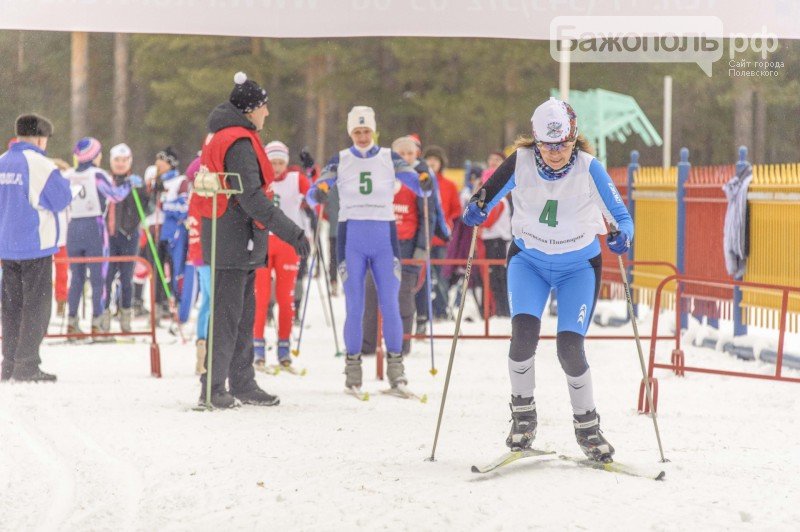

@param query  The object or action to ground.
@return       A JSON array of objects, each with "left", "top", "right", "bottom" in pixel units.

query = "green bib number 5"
[
  {"left": 359, "top": 171, "right": 373, "bottom": 195},
  {"left": 539, "top": 199, "right": 558, "bottom": 228}
]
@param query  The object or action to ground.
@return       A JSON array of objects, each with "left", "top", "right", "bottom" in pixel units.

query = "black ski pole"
[
  {"left": 429, "top": 189, "right": 485, "bottom": 461},
  {"left": 611, "top": 226, "right": 668, "bottom": 463}
]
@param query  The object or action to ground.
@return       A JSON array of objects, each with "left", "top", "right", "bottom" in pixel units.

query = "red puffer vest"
[{"left": 196, "top": 126, "right": 274, "bottom": 229}]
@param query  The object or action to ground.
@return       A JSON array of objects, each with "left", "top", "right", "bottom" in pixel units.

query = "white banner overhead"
[{"left": 0, "top": 0, "right": 798, "bottom": 40}]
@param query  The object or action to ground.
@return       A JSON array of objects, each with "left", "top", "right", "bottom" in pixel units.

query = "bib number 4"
[
  {"left": 359, "top": 171, "right": 373, "bottom": 195},
  {"left": 539, "top": 200, "right": 558, "bottom": 227}
]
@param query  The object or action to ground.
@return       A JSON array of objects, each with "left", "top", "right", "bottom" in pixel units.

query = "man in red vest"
[{"left": 199, "top": 72, "right": 310, "bottom": 409}]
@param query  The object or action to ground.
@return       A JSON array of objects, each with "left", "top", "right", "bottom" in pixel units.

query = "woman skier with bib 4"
[{"left": 463, "top": 98, "right": 633, "bottom": 462}]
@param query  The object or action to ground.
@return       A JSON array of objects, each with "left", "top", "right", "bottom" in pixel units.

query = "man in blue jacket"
[{"left": 0, "top": 114, "right": 72, "bottom": 382}]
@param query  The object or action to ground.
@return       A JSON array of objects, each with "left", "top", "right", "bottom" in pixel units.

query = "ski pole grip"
[{"left": 477, "top": 188, "right": 486, "bottom": 209}]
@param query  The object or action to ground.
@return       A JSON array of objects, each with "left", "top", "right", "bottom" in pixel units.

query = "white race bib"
[
  {"left": 511, "top": 150, "right": 606, "bottom": 254},
  {"left": 337, "top": 147, "right": 396, "bottom": 222}
]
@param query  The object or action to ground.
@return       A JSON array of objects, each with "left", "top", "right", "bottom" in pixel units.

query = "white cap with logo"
[
  {"left": 531, "top": 97, "right": 578, "bottom": 143},
  {"left": 347, "top": 106, "right": 376, "bottom": 135},
  {"left": 110, "top": 143, "right": 132, "bottom": 160}
]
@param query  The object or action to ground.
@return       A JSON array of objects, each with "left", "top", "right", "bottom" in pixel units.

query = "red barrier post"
[{"left": 50, "top": 255, "right": 161, "bottom": 378}]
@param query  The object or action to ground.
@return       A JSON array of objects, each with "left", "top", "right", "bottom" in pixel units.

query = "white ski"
[
  {"left": 345, "top": 386, "right": 370, "bottom": 401},
  {"left": 471, "top": 449, "right": 557, "bottom": 474},
  {"left": 380, "top": 384, "right": 427, "bottom": 403}
]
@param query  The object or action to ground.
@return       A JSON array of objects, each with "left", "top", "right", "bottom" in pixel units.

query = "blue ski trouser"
[
  {"left": 178, "top": 263, "right": 197, "bottom": 323},
  {"left": 161, "top": 225, "right": 187, "bottom": 297},
  {"left": 67, "top": 217, "right": 108, "bottom": 318},
  {"left": 195, "top": 265, "right": 211, "bottom": 340},
  {"left": 338, "top": 220, "right": 403, "bottom": 355},
  {"left": 506, "top": 243, "right": 602, "bottom": 335},
  {"left": 105, "top": 231, "right": 139, "bottom": 310}
]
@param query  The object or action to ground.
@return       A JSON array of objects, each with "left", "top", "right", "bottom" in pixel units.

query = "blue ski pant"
[
  {"left": 338, "top": 220, "right": 403, "bottom": 355},
  {"left": 67, "top": 217, "right": 108, "bottom": 318},
  {"left": 507, "top": 244, "right": 602, "bottom": 335},
  {"left": 195, "top": 265, "right": 211, "bottom": 340}
]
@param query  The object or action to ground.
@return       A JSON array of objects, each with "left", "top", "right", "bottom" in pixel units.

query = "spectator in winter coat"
[
  {"left": 415, "top": 144, "right": 459, "bottom": 328},
  {"left": 102, "top": 143, "right": 145, "bottom": 333},
  {"left": 197, "top": 72, "right": 309, "bottom": 409},
  {"left": 480, "top": 152, "right": 512, "bottom": 317},
  {"left": 0, "top": 114, "right": 72, "bottom": 382}
]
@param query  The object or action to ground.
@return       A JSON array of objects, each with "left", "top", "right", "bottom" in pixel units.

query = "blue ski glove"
[
  {"left": 607, "top": 230, "right": 631, "bottom": 255},
  {"left": 128, "top": 174, "right": 143, "bottom": 188},
  {"left": 462, "top": 197, "right": 487, "bottom": 227}
]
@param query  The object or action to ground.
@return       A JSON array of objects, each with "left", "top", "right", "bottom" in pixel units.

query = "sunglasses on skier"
[{"left": 535, "top": 140, "right": 575, "bottom": 153}]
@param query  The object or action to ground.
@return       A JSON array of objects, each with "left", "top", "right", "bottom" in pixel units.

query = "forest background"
[{"left": 1, "top": 32, "right": 797, "bottom": 173}]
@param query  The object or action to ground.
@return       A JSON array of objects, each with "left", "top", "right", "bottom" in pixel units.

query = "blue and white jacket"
[
  {"left": 159, "top": 169, "right": 189, "bottom": 243},
  {"left": 0, "top": 141, "right": 73, "bottom": 260}
]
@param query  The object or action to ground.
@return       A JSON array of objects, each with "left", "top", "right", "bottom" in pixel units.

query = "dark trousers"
[
  {"left": 1, "top": 257, "right": 52, "bottom": 379},
  {"left": 105, "top": 232, "right": 139, "bottom": 310},
  {"left": 415, "top": 245, "right": 448, "bottom": 321},
  {"left": 484, "top": 238, "right": 511, "bottom": 317},
  {"left": 140, "top": 228, "right": 170, "bottom": 305},
  {"left": 200, "top": 268, "right": 258, "bottom": 394},
  {"left": 328, "top": 236, "right": 338, "bottom": 284},
  {"left": 67, "top": 217, "right": 106, "bottom": 318}
]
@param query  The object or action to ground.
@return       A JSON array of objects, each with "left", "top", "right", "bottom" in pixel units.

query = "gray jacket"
[
  {"left": 722, "top": 162, "right": 752, "bottom": 278},
  {"left": 201, "top": 102, "right": 304, "bottom": 270}
]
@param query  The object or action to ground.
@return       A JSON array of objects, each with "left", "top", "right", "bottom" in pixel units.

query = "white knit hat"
[
  {"left": 110, "top": 143, "right": 132, "bottom": 160},
  {"left": 531, "top": 97, "right": 578, "bottom": 143},
  {"left": 347, "top": 106, "right": 376, "bottom": 135},
  {"left": 265, "top": 140, "right": 289, "bottom": 162}
]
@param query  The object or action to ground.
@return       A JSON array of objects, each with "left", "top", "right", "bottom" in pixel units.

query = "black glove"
[
  {"left": 299, "top": 148, "right": 315, "bottom": 170},
  {"left": 293, "top": 232, "right": 311, "bottom": 259},
  {"left": 312, "top": 182, "right": 330, "bottom": 204},
  {"left": 419, "top": 171, "right": 434, "bottom": 193}
]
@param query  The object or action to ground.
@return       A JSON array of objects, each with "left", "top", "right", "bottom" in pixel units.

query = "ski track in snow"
[{"left": 2, "top": 296, "right": 800, "bottom": 531}]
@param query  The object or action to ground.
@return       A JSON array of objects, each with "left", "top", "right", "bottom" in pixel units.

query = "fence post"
[
  {"left": 628, "top": 150, "right": 639, "bottom": 317},
  {"left": 676, "top": 147, "right": 690, "bottom": 330},
  {"left": 732, "top": 146, "right": 749, "bottom": 338}
]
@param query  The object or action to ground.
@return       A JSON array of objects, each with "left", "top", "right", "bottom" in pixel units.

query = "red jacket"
[
  {"left": 393, "top": 184, "right": 419, "bottom": 241},
  {"left": 186, "top": 193, "right": 204, "bottom": 266},
  {"left": 433, "top": 173, "right": 460, "bottom": 247}
]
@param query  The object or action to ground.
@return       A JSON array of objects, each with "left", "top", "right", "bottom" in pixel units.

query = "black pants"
[
  {"left": 1, "top": 256, "right": 52, "bottom": 379},
  {"left": 484, "top": 238, "right": 510, "bottom": 317},
  {"left": 200, "top": 268, "right": 258, "bottom": 394},
  {"left": 361, "top": 267, "right": 420, "bottom": 355},
  {"left": 140, "top": 229, "right": 170, "bottom": 305},
  {"left": 105, "top": 232, "right": 140, "bottom": 310},
  {"left": 329, "top": 236, "right": 338, "bottom": 285}
]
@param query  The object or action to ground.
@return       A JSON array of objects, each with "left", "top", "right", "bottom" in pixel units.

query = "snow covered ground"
[{"left": 2, "top": 293, "right": 800, "bottom": 531}]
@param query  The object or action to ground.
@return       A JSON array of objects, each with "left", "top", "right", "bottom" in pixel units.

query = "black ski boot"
[
  {"left": 233, "top": 385, "right": 280, "bottom": 406},
  {"left": 198, "top": 388, "right": 240, "bottom": 409},
  {"left": 574, "top": 410, "right": 615, "bottom": 462},
  {"left": 11, "top": 369, "right": 58, "bottom": 382},
  {"left": 506, "top": 395, "right": 537, "bottom": 450}
]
